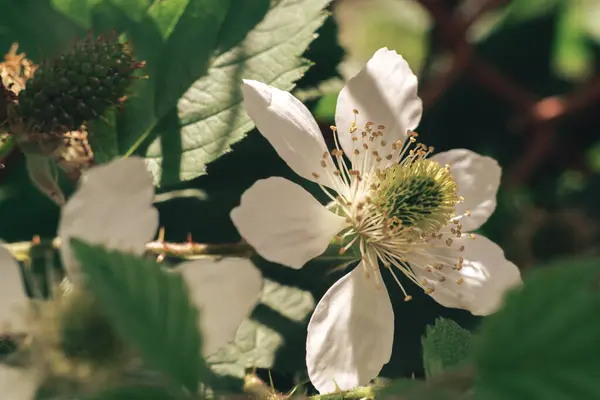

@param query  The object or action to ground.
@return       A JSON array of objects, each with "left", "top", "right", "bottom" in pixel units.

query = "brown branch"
[
  {"left": 458, "top": 0, "right": 511, "bottom": 28},
  {"left": 505, "top": 124, "right": 556, "bottom": 187},
  {"left": 421, "top": 48, "right": 469, "bottom": 108},
  {"left": 468, "top": 58, "right": 536, "bottom": 110}
]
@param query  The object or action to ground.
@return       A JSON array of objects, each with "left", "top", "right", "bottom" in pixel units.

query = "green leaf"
[
  {"left": 143, "top": 0, "right": 331, "bottom": 185},
  {"left": 502, "top": 0, "right": 564, "bottom": 23},
  {"left": 207, "top": 279, "right": 314, "bottom": 383},
  {"left": 379, "top": 378, "right": 471, "bottom": 400},
  {"left": 475, "top": 258, "right": 600, "bottom": 399},
  {"left": 422, "top": 318, "right": 473, "bottom": 379},
  {"left": 336, "top": 0, "right": 430, "bottom": 76},
  {"left": 79, "top": 386, "right": 177, "bottom": 400},
  {"left": 552, "top": 0, "right": 592, "bottom": 81},
  {"left": 50, "top": 0, "right": 103, "bottom": 28},
  {"left": 1, "top": 0, "right": 329, "bottom": 186},
  {"left": 70, "top": 239, "right": 205, "bottom": 394},
  {"left": 89, "top": 110, "right": 119, "bottom": 163}
]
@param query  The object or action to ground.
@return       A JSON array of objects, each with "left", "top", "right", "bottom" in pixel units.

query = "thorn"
[
  {"left": 268, "top": 369, "right": 275, "bottom": 391},
  {"left": 333, "top": 379, "right": 342, "bottom": 393},
  {"left": 186, "top": 232, "right": 193, "bottom": 243}
]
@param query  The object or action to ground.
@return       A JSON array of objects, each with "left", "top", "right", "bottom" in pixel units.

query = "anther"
[
  {"left": 404, "top": 295, "right": 412, "bottom": 302},
  {"left": 456, "top": 278, "right": 464, "bottom": 285},
  {"left": 381, "top": 140, "right": 387, "bottom": 146},
  {"left": 378, "top": 125, "right": 385, "bottom": 130},
  {"left": 311, "top": 172, "right": 319, "bottom": 179}
]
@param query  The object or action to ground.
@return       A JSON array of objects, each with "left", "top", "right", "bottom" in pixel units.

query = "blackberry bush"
[{"left": 17, "top": 35, "right": 144, "bottom": 134}]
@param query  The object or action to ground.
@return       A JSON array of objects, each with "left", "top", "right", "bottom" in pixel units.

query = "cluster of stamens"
[{"left": 312, "top": 109, "right": 473, "bottom": 300}]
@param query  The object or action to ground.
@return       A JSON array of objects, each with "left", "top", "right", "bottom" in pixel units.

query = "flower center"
[
  {"left": 312, "top": 109, "right": 470, "bottom": 298},
  {"left": 26, "top": 283, "right": 129, "bottom": 383},
  {"left": 372, "top": 159, "right": 459, "bottom": 234}
]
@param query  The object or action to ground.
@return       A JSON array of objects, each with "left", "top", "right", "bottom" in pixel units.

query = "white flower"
[
  {"left": 231, "top": 48, "right": 522, "bottom": 393},
  {"left": 0, "top": 157, "right": 262, "bottom": 397}
]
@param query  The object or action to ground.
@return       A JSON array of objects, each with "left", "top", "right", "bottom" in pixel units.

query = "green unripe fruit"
[{"left": 18, "top": 35, "right": 144, "bottom": 133}]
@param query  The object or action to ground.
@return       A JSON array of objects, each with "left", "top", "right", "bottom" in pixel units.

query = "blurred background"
[{"left": 2, "top": 0, "right": 600, "bottom": 392}]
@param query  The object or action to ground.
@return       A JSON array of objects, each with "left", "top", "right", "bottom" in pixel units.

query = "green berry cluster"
[{"left": 17, "top": 36, "right": 143, "bottom": 133}]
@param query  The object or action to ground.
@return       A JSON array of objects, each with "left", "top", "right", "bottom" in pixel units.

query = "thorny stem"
[
  {"left": 3, "top": 233, "right": 255, "bottom": 263},
  {"left": 244, "top": 373, "right": 377, "bottom": 400}
]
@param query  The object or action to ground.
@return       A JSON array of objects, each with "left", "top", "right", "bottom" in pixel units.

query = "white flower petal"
[
  {"left": 0, "top": 365, "right": 40, "bottom": 400},
  {"left": 178, "top": 258, "right": 262, "bottom": 356},
  {"left": 306, "top": 265, "right": 394, "bottom": 393},
  {"left": 242, "top": 80, "right": 346, "bottom": 195},
  {"left": 431, "top": 149, "right": 501, "bottom": 232},
  {"left": 335, "top": 48, "right": 422, "bottom": 170},
  {"left": 58, "top": 157, "right": 159, "bottom": 282},
  {"left": 0, "top": 244, "right": 29, "bottom": 334},
  {"left": 417, "top": 234, "right": 522, "bottom": 316},
  {"left": 231, "top": 177, "right": 348, "bottom": 269}
]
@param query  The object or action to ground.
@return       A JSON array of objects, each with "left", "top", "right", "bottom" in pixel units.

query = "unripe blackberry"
[{"left": 17, "top": 36, "right": 144, "bottom": 133}]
